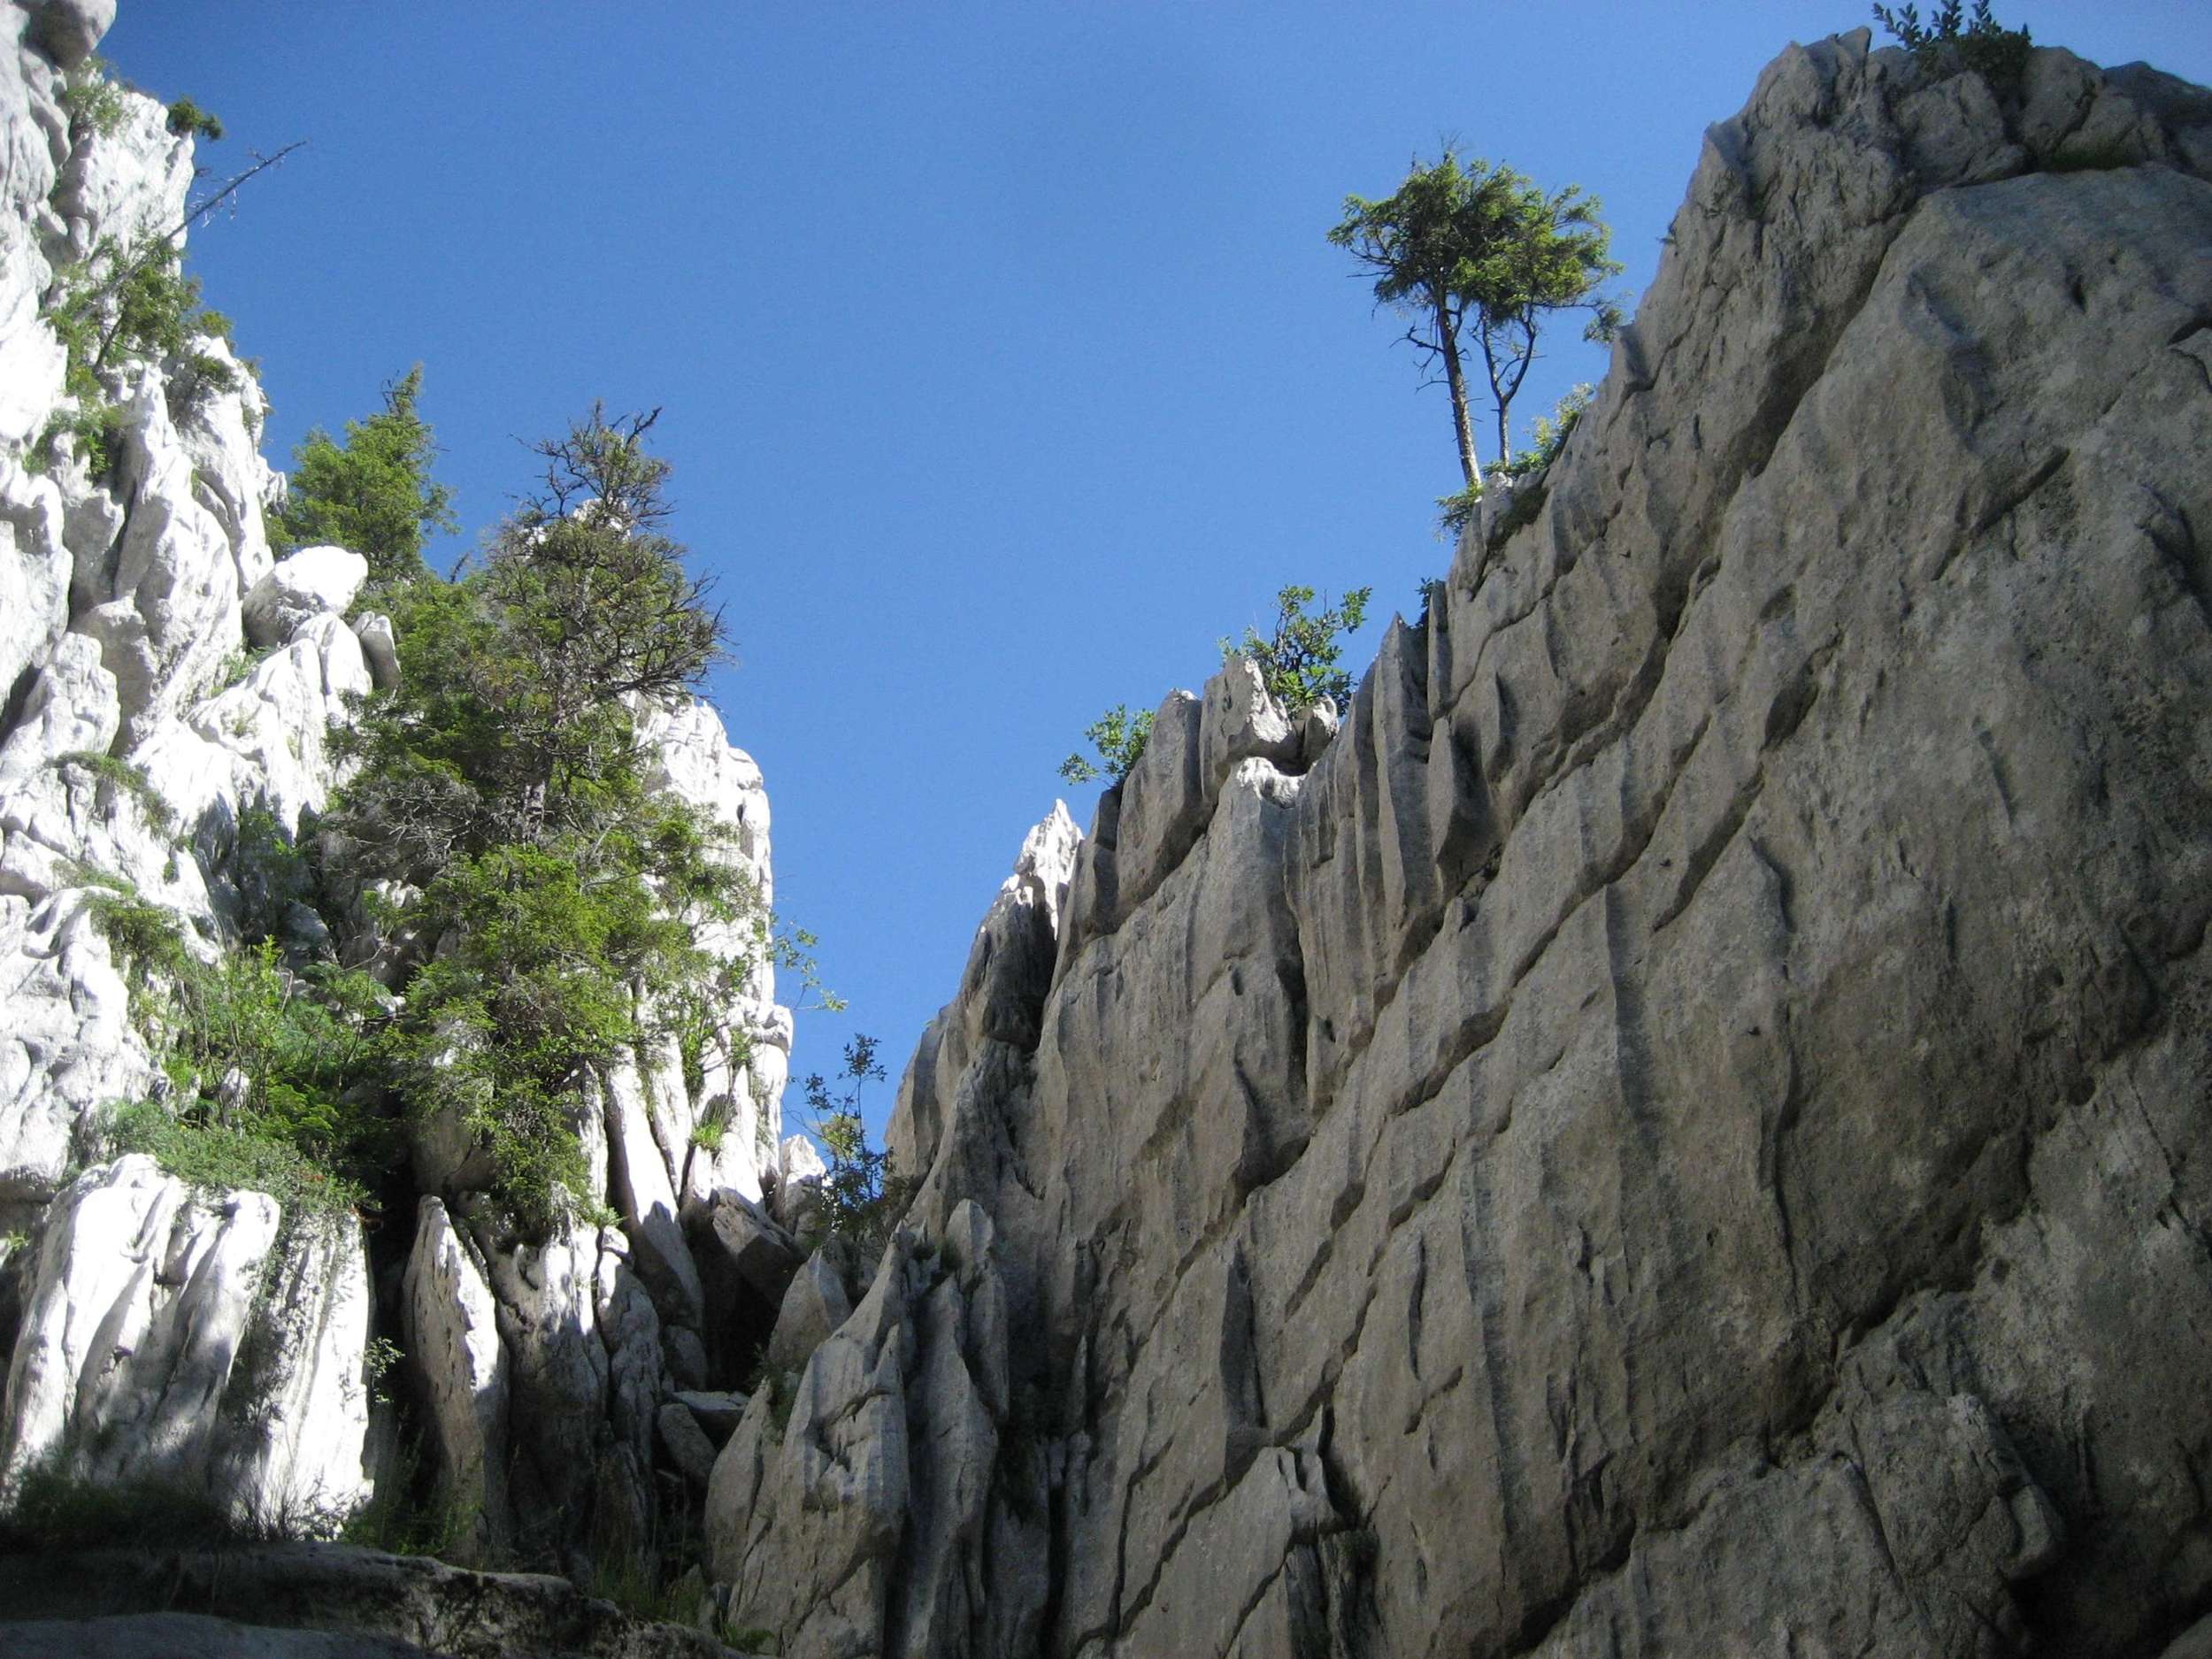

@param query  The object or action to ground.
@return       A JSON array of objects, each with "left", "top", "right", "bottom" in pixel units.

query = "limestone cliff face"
[
  {"left": 708, "top": 31, "right": 2212, "bottom": 1659},
  {"left": 0, "top": 0, "right": 796, "bottom": 1609}
]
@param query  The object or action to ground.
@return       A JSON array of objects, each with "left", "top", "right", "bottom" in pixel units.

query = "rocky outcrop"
[
  {"left": 0, "top": 1156, "right": 372, "bottom": 1526},
  {"left": 704, "top": 1200, "right": 1045, "bottom": 1659},
  {"left": 710, "top": 30, "right": 2212, "bottom": 1659},
  {"left": 0, "top": 4, "right": 795, "bottom": 1648}
]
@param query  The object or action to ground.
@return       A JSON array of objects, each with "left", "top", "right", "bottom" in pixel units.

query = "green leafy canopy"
[
  {"left": 276, "top": 365, "right": 457, "bottom": 586},
  {"left": 1331, "top": 147, "right": 1620, "bottom": 526},
  {"left": 1223, "top": 584, "right": 1371, "bottom": 713}
]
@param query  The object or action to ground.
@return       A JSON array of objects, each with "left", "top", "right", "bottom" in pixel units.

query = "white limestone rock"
[
  {"left": 598, "top": 1057, "right": 703, "bottom": 1332},
  {"left": 764, "top": 1249, "right": 852, "bottom": 1374},
  {"left": 803, "top": 35, "right": 2212, "bottom": 1659},
  {"left": 0, "top": 630, "right": 117, "bottom": 787},
  {"left": 0, "top": 891, "right": 151, "bottom": 1199},
  {"left": 352, "top": 611, "right": 399, "bottom": 690},
  {"left": 241, "top": 546, "right": 367, "bottom": 649},
  {"left": 0, "top": 1156, "right": 372, "bottom": 1526},
  {"left": 704, "top": 1186, "right": 803, "bottom": 1305},
  {"left": 401, "top": 1197, "right": 510, "bottom": 1564},
  {"left": 704, "top": 1204, "right": 1044, "bottom": 1659}
]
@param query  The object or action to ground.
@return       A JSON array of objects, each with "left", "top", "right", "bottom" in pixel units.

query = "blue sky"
[{"left": 102, "top": 2, "right": 2211, "bottom": 1143}]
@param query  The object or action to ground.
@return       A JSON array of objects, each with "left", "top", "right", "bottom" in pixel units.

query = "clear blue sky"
[{"left": 102, "top": 2, "right": 2210, "bottom": 1143}]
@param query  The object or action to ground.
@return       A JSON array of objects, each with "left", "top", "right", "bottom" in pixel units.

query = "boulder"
[
  {"left": 27, "top": 1, "right": 117, "bottom": 70},
  {"left": 703, "top": 1187, "right": 803, "bottom": 1304},
  {"left": 241, "top": 547, "right": 367, "bottom": 649}
]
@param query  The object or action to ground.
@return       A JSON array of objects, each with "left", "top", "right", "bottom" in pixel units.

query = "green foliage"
[
  {"left": 57, "top": 57, "right": 132, "bottom": 139},
  {"left": 88, "top": 844, "right": 389, "bottom": 1217},
  {"left": 1332, "top": 148, "right": 1621, "bottom": 488},
  {"left": 50, "top": 749, "right": 175, "bottom": 833},
  {"left": 165, "top": 96, "right": 224, "bottom": 141},
  {"left": 1492, "top": 382, "right": 1593, "bottom": 484},
  {"left": 106, "top": 1097, "right": 367, "bottom": 1217},
  {"left": 274, "top": 366, "right": 457, "bottom": 585},
  {"left": 324, "top": 407, "right": 771, "bottom": 1237},
  {"left": 1435, "top": 482, "right": 1485, "bottom": 539},
  {"left": 85, "top": 888, "right": 195, "bottom": 1009},
  {"left": 339, "top": 1435, "right": 478, "bottom": 1558},
  {"left": 1058, "top": 703, "right": 1154, "bottom": 786},
  {"left": 803, "top": 1035, "right": 911, "bottom": 1255},
  {"left": 37, "top": 229, "right": 239, "bottom": 473},
  {"left": 29, "top": 401, "right": 127, "bottom": 481},
  {"left": 1224, "top": 585, "right": 1372, "bottom": 712},
  {"left": 384, "top": 842, "right": 707, "bottom": 1236},
  {"left": 0, "top": 1460, "right": 273, "bottom": 1554},
  {"left": 1873, "top": 2, "right": 2032, "bottom": 90}
]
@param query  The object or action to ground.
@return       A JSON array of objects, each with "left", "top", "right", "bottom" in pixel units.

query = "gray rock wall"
[{"left": 714, "top": 31, "right": 2212, "bottom": 1659}]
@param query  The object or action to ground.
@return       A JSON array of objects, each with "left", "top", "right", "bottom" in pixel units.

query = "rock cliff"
[
  {"left": 4, "top": 3, "right": 2212, "bottom": 1656},
  {"left": 705, "top": 27, "right": 2212, "bottom": 1659},
  {"left": 0, "top": 2, "right": 799, "bottom": 1648}
]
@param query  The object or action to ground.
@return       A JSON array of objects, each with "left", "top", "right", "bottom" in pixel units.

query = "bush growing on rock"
[
  {"left": 1059, "top": 703, "right": 1154, "bottom": 785},
  {"left": 1223, "top": 583, "right": 1372, "bottom": 713},
  {"left": 1872, "top": 0, "right": 2033, "bottom": 91},
  {"left": 165, "top": 95, "right": 223, "bottom": 141},
  {"left": 55, "top": 55, "right": 130, "bottom": 139},
  {"left": 803, "top": 1034, "right": 912, "bottom": 1254},
  {"left": 325, "top": 406, "right": 773, "bottom": 1237},
  {"left": 275, "top": 365, "right": 457, "bottom": 586}
]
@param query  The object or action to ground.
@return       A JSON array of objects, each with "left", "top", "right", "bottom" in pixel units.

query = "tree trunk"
[{"left": 1434, "top": 295, "right": 1480, "bottom": 487}]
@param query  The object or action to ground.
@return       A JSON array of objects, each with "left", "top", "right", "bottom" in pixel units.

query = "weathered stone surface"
[
  {"left": 673, "top": 1388, "right": 749, "bottom": 1443},
  {"left": 241, "top": 547, "right": 367, "bottom": 649},
  {"left": 705, "top": 1202, "right": 1045, "bottom": 1659},
  {"left": 0, "top": 1157, "right": 372, "bottom": 1525},
  {"left": 0, "top": 1611, "right": 429, "bottom": 1657},
  {"left": 400, "top": 1198, "right": 510, "bottom": 1563},
  {"left": 27, "top": 1, "right": 117, "bottom": 72},
  {"left": 704, "top": 1186, "right": 803, "bottom": 1304},
  {"left": 889, "top": 802, "right": 1080, "bottom": 1194},
  {"left": 727, "top": 34, "right": 2212, "bottom": 1659},
  {"left": 764, "top": 1250, "right": 851, "bottom": 1375},
  {"left": 657, "top": 1400, "right": 718, "bottom": 1490},
  {"left": 350, "top": 612, "right": 398, "bottom": 691}
]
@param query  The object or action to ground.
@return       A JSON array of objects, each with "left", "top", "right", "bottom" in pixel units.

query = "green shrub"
[
  {"left": 1491, "top": 383, "right": 1592, "bottom": 485},
  {"left": 1058, "top": 703, "right": 1153, "bottom": 786},
  {"left": 84, "top": 887, "right": 195, "bottom": 1009},
  {"left": 1222, "top": 583, "right": 1371, "bottom": 712},
  {"left": 274, "top": 366, "right": 457, "bottom": 586},
  {"left": 1435, "top": 482, "right": 1484, "bottom": 539},
  {"left": 338, "top": 1435, "right": 478, "bottom": 1559},
  {"left": 38, "top": 231, "right": 241, "bottom": 472},
  {"left": 165, "top": 96, "right": 223, "bottom": 141},
  {"left": 56, "top": 57, "right": 131, "bottom": 140},
  {"left": 0, "top": 1460, "right": 265, "bottom": 1554},
  {"left": 321, "top": 406, "right": 777, "bottom": 1237},
  {"left": 802, "top": 1035, "right": 913, "bottom": 1256},
  {"left": 29, "top": 402, "right": 127, "bottom": 481},
  {"left": 86, "top": 870, "right": 391, "bottom": 1217},
  {"left": 1873, "top": 1, "right": 2032, "bottom": 93},
  {"left": 105, "top": 1096, "right": 367, "bottom": 1217},
  {"left": 51, "top": 749, "right": 175, "bottom": 833}
]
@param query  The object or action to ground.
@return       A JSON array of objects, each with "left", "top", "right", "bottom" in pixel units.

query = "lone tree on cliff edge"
[{"left": 1331, "top": 149, "right": 1622, "bottom": 521}]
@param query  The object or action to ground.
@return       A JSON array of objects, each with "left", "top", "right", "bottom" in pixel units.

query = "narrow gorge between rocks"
[{"left": 0, "top": 2, "right": 2209, "bottom": 1655}]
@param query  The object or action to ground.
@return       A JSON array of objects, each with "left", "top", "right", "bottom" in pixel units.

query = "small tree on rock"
[
  {"left": 1331, "top": 150, "right": 1621, "bottom": 526},
  {"left": 277, "top": 365, "right": 457, "bottom": 585},
  {"left": 1223, "top": 584, "right": 1371, "bottom": 712}
]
